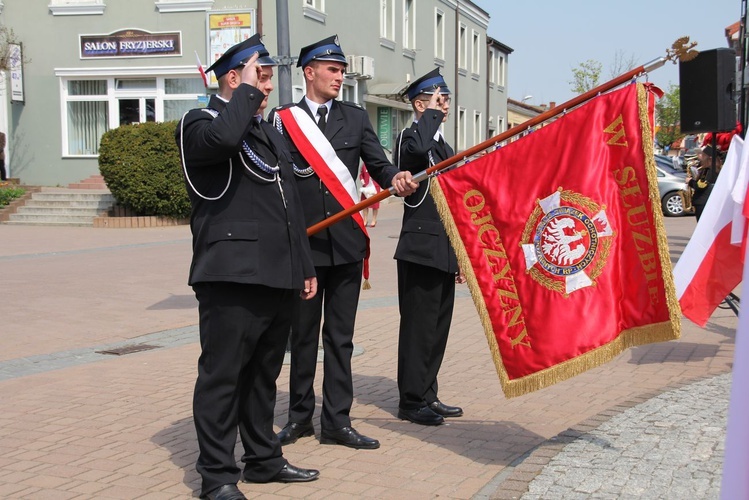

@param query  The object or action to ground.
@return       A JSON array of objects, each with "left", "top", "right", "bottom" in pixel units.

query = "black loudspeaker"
[{"left": 679, "top": 47, "right": 736, "bottom": 133}]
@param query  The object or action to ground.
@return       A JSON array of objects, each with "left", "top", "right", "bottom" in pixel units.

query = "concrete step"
[
  {"left": 15, "top": 206, "right": 108, "bottom": 216},
  {"left": 23, "top": 199, "right": 114, "bottom": 209},
  {"left": 6, "top": 214, "right": 95, "bottom": 226},
  {"left": 3, "top": 187, "right": 115, "bottom": 226}
]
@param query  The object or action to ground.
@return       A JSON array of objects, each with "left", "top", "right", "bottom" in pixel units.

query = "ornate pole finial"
[{"left": 666, "top": 36, "right": 699, "bottom": 64}]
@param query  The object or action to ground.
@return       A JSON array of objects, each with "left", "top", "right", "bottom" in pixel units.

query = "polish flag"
[
  {"left": 195, "top": 51, "right": 208, "bottom": 88},
  {"left": 673, "top": 135, "right": 748, "bottom": 327}
]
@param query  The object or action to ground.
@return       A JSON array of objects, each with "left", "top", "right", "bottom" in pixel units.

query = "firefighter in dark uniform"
[
  {"left": 176, "top": 35, "right": 320, "bottom": 500},
  {"left": 268, "top": 35, "right": 417, "bottom": 450},
  {"left": 393, "top": 69, "right": 465, "bottom": 426}
]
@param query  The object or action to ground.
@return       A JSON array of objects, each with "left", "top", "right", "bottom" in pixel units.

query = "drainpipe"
[{"left": 454, "top": 0, "right": 460, "bottom": 149}]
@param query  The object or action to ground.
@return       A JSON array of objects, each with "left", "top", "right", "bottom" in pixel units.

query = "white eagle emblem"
[{"left": 521, "top": 189, "right": 614, "bottom": 296}]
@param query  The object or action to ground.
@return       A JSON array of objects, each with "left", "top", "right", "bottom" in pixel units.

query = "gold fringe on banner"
[
  {"left": 430, "top": 84, "right": 681, "bottom": 398},
  {"left": 636, "top": 83, "right": 683, "bottom": 337}
]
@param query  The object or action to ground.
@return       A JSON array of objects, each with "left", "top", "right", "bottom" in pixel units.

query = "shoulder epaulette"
[
  {"left": 272, "top": 103, "right": 296, "bottom": 112},
  {"left": 339, "top": 100, "right": 364, "bottom": 110}
]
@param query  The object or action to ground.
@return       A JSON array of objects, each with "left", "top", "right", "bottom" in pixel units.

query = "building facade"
[{"left": 0, "top": 0, "right": 511, "bottom": 186}]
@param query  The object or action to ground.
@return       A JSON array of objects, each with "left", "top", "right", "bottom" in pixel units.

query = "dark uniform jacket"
[
  {"left": 393, "top": 109, "right": 459, "bottom": 274},
  {"left": 269, "top": 99, "right": 399, "bottom": 267},
  {"left": 176, "top": 84, "right": 314, "bottom": 289}
]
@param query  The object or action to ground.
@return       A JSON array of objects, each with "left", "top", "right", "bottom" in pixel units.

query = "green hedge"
[{"left": 98, "top": 121, "right": 190, "bottom": 219}]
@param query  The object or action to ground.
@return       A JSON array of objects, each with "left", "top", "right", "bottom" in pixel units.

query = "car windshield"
[{"left": 653, "top": 155, "right": 683, "bottom": 175}]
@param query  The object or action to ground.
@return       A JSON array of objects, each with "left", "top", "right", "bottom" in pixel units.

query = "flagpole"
[{"left": 307, "top": 56, "right": 668, "bottom": 236}]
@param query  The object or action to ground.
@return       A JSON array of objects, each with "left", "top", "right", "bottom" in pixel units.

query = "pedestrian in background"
[{"left": 0, "top": 130, "right": 7, "bottom": 181}]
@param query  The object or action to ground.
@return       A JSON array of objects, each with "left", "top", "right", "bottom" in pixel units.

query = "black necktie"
[{"left": 317, "top": 106, "right": 327, "bottom": 133}]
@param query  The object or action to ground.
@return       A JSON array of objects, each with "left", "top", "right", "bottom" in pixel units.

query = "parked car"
[{"left": 654, "top": 158, "right": 689, "bottom": 217}]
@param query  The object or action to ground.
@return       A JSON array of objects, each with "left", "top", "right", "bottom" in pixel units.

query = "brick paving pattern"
[{"left": 0, "top": 205, "right": 737, "bottom": 499}]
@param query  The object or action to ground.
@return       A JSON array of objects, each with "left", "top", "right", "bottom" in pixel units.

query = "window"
[
  {"left": 380, "top": 0, "right": 394, "bottom": 41},
  {"left": 458, "top": 24, "right": 467, "bottom": 71},
  {"left": 49, "top": 0, "right": 105, "bottom": 15},
  {"left": 473, "top": 111, "right": 482, "bottom": 146},
  {"left": 472, "top": 31, "right": 480, "bottom": 75},
  {"left": 338, "top": 79, "right": 358, "bottom": 103},
  {"left": 303, "top": 0, "right": 326, "bottom": 23},
  {"left": 498, "top": 116, "right": 505, "bottom": 134},
  {"left": 60, "top": 75, "right": 203, "bottom": 157},
  {"left": 66, "top": 81, "right": 108, "bottom": 155},
  {"left": 458, "top": 107, "right": 466, "bottom": 151},
  {"left": 488, "top": 48, "right": 496, "bottom": 85},
  {"left": 164, "top": 78, "right": 205, "bottom": 121},
  {"left": 498, "top": 54, "right": 506, "bottom": 87},
  {"left": 434, "top": 9, "right": 445, "bottom": 61},
  {"left": 403, "top": 0, "right": 416, "bottom": 50}
]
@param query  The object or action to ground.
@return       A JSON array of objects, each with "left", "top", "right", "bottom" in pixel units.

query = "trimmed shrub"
[{"left": 98, "top": 121, "right": 190, "bottom": 219}]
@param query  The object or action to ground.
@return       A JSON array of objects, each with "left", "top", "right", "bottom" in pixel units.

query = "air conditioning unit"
[
  {"left": 345, "top": 55, "right": 361, "bottom": 76},
  {"left": 359, "top": 56, "right": 374, "bottom": 79}
]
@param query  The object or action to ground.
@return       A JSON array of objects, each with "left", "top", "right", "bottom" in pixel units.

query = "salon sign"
[{"left": 80, "top": 29, "right": 182, "bottom": 59}]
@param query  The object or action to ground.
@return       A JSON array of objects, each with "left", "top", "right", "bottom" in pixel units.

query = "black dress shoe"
[
  {"left": 242, "top": 463, "right": 320, "bottom": 484},
  {"left": 202, "top": 484, "right": 246, "bottom": 500},
  {"left": 320, "top": 426, "right": 380, "bottom": 449},
  {"left": 429, "top": 400, "right": 463, "bottom": 418},
  {"left": 398, "top": 406, "right": 445, "bottom": 426},
  {"left": 277, "top": 421, "right": 314, "bottom": 445}
]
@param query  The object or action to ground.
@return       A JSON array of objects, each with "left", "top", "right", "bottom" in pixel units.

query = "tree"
[
  {"left": 608, "top": 50, "right": 638, "bottom": 79},
  {"left": 654, "top": 84, "right": 681, "bottom": 152},
  {"left": 569, "top": 59, "right": 602, "bottom": 94}
]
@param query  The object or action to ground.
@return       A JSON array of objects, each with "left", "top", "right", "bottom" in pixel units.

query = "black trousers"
[
  {"left": 396, "top": 260, "right": 455, "bottom": 410},
  {"left": 192, "top": 282, "right": 290, "bottom": 496},
  {"left": 287, "top": 261, "right": 362, "bottom": 430},
  {"left": 0, "top": 160, "right": 6, "bottom": 181}
]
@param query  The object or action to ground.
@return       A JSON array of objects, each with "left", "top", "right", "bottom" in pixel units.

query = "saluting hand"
[{"left": 240, "top": 52, "right": 261, "bottom": 88}]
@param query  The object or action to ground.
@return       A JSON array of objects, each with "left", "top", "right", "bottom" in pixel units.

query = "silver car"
[{"left": 654, "top": 155, "right": 688, "bottom": 217}]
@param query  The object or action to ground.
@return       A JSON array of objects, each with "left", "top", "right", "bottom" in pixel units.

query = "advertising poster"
[{"left": 207, "top": 11, "right": 255, "bottom": 87}]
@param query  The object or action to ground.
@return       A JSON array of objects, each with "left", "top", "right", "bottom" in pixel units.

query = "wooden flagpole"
[{"left": 307, "top": 55, "right": 675, "bottom": 236}]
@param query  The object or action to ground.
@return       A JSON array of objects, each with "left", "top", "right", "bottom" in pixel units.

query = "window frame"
[
  {"left": 434, "top": 8, "right": 445, "bottom": 62},
  {"left": 403, "top": 0, "right": 416, "bottom": 51},
  {"left": 57, "top": 68, "right": 203, "bottom": 158},
  {"left": 49, "top": 0, "right": 105, "bottom": 16}
]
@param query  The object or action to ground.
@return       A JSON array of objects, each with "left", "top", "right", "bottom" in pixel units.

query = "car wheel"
[{"left": 662, "top": 192, "right": 684, "bottom": 217}]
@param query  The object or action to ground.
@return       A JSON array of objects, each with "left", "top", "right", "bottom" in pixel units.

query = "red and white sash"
[{"left": 277, "top": 106, "right": 372, "bottom": 283}]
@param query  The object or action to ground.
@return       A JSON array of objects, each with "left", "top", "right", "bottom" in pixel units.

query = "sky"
[{"left": 474, "top": 0, "right": 741, "bottom": 106}]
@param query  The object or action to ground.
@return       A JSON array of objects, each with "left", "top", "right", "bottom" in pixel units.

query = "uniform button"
[
  {"left": 326, "top": 211, "right": 331, "bottom": 216},
  {"left": 227, "top": 232, "right": 232, "bottom": 237},
  {"left": 417, "top": 226, "right": 422, "bottom": 230},
  {"left": 325, "top": 190, "right": 330, "bottom": 195}
]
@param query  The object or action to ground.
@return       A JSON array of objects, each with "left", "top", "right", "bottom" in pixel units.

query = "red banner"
[{"left": 433, "top": 83, "right": 680, "bottom": 397}]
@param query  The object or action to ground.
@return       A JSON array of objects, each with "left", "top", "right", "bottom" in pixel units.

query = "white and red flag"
[
  {"left": 195, "top": 51, "right": 208, "bottom": 88},
  {"left": 673, "top": 135, "right": 748, "bottom": 327}
]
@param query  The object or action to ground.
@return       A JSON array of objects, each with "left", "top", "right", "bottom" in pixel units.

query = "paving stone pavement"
[
  {"left": 0, "top": 203, "right": 738, "bottom": 499},
  {"left": 518, "top": 374, "right": 729, "bottom": 500}
]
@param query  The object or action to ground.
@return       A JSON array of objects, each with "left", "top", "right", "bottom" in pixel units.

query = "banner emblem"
[{"left": 521, "top": 188, "right": 614, "bottom": 296}]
